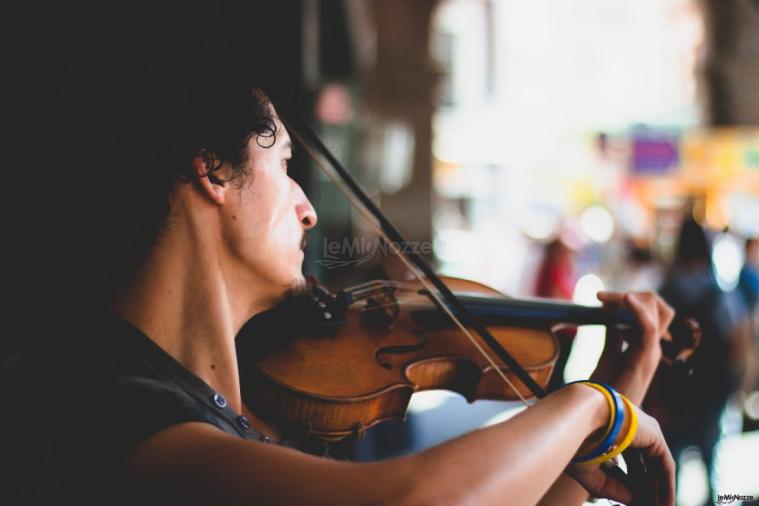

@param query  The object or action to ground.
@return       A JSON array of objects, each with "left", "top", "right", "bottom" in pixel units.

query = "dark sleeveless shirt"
[{"left": 0, "top": 314, "right": 317, "bottom": 505}]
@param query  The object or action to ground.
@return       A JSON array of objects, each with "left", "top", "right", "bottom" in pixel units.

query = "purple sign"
[{"left": 631, "top": 134, "right": 679, "bottom": 174}]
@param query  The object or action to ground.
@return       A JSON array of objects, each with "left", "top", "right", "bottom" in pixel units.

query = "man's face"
[{"left": 221, "top": 110, "right": 317, "bottom": 306}]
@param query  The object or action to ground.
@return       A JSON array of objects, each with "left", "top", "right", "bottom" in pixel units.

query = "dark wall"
[
  {"left": 2, "top": 1, "right": 307, "bottom": 356},
  {"left": 702, "top": 0, "right": 759, "bottom": 124}
]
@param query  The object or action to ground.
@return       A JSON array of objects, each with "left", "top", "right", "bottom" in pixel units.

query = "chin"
[
  {"left": 289, "top": 272, "right": 307, "bottom": 289},
  {"left": 275, "top": 272, "right": 306, "bottom": 294},
  {"left": 269, "top": 275, "right": 309, "bottom": 306},
  {"left": 257, "top": 253, "right": 307, "bottom": 295}
]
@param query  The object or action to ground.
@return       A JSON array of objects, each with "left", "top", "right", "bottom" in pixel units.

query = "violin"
[
  {"left": 237, "top": 275, "right": 699, "bottom": 441},
  {"left": 236, "top": 110, "right": 701, "bottom": 503}
]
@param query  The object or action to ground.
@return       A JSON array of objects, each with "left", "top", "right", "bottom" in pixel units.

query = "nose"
[{"left": 295, "top": 185, "right": 318, "bottom": 230}]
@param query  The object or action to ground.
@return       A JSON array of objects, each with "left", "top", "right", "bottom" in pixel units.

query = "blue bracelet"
[{"left": 566, "top": 381, "right": 625, "bottom": 463}]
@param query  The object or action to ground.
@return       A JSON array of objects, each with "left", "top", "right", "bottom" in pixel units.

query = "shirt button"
[
  {"left": 260, "top": 435, "right": 272, "bottom": 444},
  {"left": 212, "top": 392, "right": 227, "bottom": 408},
  {"left": 237, "top": 415, "right": 250, "bottom": 431}
]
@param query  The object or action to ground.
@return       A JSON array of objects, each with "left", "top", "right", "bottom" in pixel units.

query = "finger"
[
  {"left": 650, "top": 457, "right": 661, "bottom": 506},
  {"left": 597, "top": 291, "right": 626, "bottom": 308},
  {"left": 644, "top": 454, "right": 667, "bottom": 506},
  {"left": 623, "top": 294, "right": 658, "bottom": 337},
  {"left": 659, "top": 449, "right": 676, "bottom": 506},
  {"left": 637, "top": 292, "right": 674, "bottom": 339},
  {"left": 598, "top": 472, "right": 633, "bottom": 505},
  {"left": 639, "top": 443, "right": 676, "bottom": 506},
  {"left": 655, "top": 297, "right": 675, "bottom": 338},
  {"left": 579, "top": 466, "right": 633, "bottom": 505}
]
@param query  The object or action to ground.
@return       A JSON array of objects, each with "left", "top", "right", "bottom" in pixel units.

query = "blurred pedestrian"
[
  {"left": 534, "top": 236, "right": 580, "bottom": 392},
  {"left": 534, "top": 237, "right": 576, "bottom": 300},
  {"left": 647, "top": 217, "right": 745, "bottom": 506}
]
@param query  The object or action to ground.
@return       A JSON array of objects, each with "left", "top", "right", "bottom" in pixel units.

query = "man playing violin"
[{"left": 3, "top": 26, "right": 676, "bottom": 506}]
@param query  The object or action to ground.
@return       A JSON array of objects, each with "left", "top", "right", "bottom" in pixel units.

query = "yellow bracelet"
[
  {"left": 582, "top": 394, "right": 639, "bottom": 466},
  {"left": 578, "top": 381, "right": 616, "bottom": 444}
]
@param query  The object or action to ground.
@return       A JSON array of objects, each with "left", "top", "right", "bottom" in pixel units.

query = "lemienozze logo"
[
  {"left": 315, "top": 238, "right": 444, "bottom": 269},
  {"left": 715, "top": 493, "right": 755, "bottom": 504}
]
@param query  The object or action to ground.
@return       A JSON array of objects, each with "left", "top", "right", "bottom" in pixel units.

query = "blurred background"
[
  {"left": 4, "top": 0, "right": 759, "bottom": 504},
  {"left": 299, "top": 2, "right": 759, "bottom": 503}
]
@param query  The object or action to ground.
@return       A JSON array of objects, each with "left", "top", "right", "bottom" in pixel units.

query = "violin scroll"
[{"left": 662, "top": 316, "right": 701, "bottom": 365}]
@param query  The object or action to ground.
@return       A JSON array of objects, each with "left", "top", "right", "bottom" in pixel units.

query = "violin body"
[
  {"left": 237, "top": 275, "right": 700, "bottom": 442},
  {"left": 238, "top": 277, "right": 559, "bottom": 441}
]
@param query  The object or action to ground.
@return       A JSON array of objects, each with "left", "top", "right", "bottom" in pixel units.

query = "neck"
[{"left": 110, "top": 203, "right": 269, "bottom": 414}]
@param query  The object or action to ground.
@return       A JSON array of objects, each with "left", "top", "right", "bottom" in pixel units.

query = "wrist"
[
  {"left": 563, "top": 381, "right": 629, "bottom": 465},
  {"left": 627, "top": 342, "right": 661, "bottom": 368},
  {"left": 624, "top": 347, "right": 661, "bottom": 382},
  {"left": 561, "top": 383, "right": 610, "bottom": 437}
]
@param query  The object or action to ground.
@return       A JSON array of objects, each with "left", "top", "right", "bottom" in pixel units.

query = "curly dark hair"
[
  {"left": 48, "top": 27, "right": 281, "bottom": 300},
  {"left": 183, "top": 86, "right": 278, "bottom": 189}
]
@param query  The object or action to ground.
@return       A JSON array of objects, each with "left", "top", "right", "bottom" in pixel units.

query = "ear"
[{"left": 192, "top": 153, "right": 227, "bottom": 206}]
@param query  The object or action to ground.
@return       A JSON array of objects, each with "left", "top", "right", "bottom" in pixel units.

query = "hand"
[
  {"left": 598, "top": 291, "right": 674, "bottom": 363},
  {"left": 592, "top": 292, "right": 674, "bottom": 404},
  {"left": 566, "top": 403, "right": 676, "bottom": 506}
]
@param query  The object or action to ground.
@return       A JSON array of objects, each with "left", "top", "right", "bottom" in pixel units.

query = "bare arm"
[
  {"left": 539, "top": 291, "right": 676, "bottom": 506},
  {"left": 123, "top": 383, "right": 609, "bottom": 506}
]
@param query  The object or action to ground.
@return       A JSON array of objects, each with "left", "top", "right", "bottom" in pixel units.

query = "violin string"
[
  {"left": 292, "top": 127, "right": 533, "bottom": 408},
  {"left": 344, "top": 280, "right": 422, "bottom": 299},
  {"left": 356, "top": 301, "right": 403, "bottom": 313}
]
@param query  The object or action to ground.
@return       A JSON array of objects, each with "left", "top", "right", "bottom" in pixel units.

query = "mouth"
[{"left": 300, "top": 234, "right": 308, "bottom": 251}]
